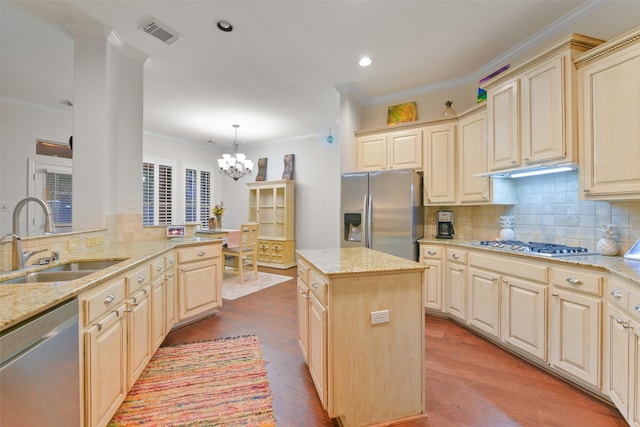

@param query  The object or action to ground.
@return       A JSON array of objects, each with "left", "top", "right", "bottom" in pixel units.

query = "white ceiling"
[{"left": 2, "top": 0, "right": 640, "bottom": 146}]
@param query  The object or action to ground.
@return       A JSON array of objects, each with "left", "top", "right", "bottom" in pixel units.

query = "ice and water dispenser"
[{"left": 344, "top": 213, "right": 362, "bottom": 242}]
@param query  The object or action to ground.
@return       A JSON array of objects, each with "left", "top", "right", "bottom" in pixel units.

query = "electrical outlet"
[
  {"left": 67, "top": 239, "right": 80, "bottom": 251},
  {"left": 370, "top": 309, "right": 390, "bottom": 325}
]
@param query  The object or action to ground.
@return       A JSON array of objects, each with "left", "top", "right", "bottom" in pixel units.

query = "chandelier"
[{"left": 217, "top": 124, "right": 253, "bottom": 181}]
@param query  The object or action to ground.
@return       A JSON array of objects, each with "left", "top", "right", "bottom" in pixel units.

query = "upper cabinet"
[
  {"left": 423, "top": 121, "right": 457, "bottom": 204},
  {"left": 485, "top": 34, "right": 604, "bottom": 173},
  {"left": 355, "top": 127, "right": 422, "bottom": 171},
  {"left": 576, "top": 26, "right": 640, "bottom": 200}
]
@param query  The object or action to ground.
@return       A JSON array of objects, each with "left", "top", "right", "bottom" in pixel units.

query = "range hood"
[{"left": 475, "top": 163, "right": 577, "bottom": 179}]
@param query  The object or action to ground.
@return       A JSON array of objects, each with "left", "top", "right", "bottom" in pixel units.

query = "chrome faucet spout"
[{"left": 11, "top": 197, "right": 56, "bottom": 270}]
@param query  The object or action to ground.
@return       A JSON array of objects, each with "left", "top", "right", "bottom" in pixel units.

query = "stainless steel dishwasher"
[{"left": 0, "top": 299, "right": 80, "bottom": 427}]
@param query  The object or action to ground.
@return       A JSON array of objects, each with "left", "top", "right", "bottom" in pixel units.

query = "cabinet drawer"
[
  {"left": 421, "top": 245, "right": 443, "bottom": 260},
  {"left": 551, "top": 267, "right": 602, "bottom": 296},
  {"left": 126, "top": 265, "right": 151, "bottom": 294},
  {"left": 150, "top": 257, "right": 165, "bottom": 279},
  {"left": 629, "top": 290, "right": 640, "bottom": 322},
  {"left": 177, "top": 244, "right": 220, "bottom": 264},
  {"left": 83, "top": 278, "right": 126, "bottom": 325},
  {"left": 606, "top": 277, "right": 629, "bottom": 311},
  {"left": 445, "top": 248, "right": 467, "bottom": 264},
  {"left": 165, "top": 252, "right": 176, "bottom": 270},
  {"left": 309, "top": 269, "right": 328, "bottom": 305},
  {"left": 297, "top": 258, "right": 311, "bottom": 285},
  {"left": 468, "top": 252, "right": 547, "bottom": 283}
]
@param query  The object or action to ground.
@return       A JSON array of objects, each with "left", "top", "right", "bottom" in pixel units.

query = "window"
[
  {"left": 184, "top": 164, "right": 212, "bottom": 228},
  {"left": 44, "top": 171, "right": 72, "bottom": 227},
  {"left": 30, "top": 157, "right": 72, "bottom": 234},
  {"left": 143, "top": 159, "right": 175, "bottom": 226}
]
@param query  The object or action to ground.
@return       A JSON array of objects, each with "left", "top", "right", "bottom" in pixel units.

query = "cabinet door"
[
  {"left": 632, "top": 319, "right": 640, "bottom": 427},
  {"left": 151, "top": 276, "right": 165, "bottom": 351},
  {"left": 458, "top": 109, "right": 490, "bottom": 203},
  {"left": 127, "top": 286, "right": 152, "bottom": 389},
  {"left": 502, "top": 276, "right": 547, "bottom": 360},
  {"left": 550, "top": 289, "right": 601, "bottom": 387},
  {"left": 356, "top": 134, "right": 387, "bottom": 171},
  {"left": 468, "top": 267, "right": 500, "bottom": 338},
  {"left": 178, "top": 259, "right": 221, "bottom": 320},
  {"left": 580, "top": 43, "right": 640, "bottom": 198},
  {"left": 423, "top": 259, "right": 442, "bottom": 311},
  {"left": 164, "top": 256, "right": 177, "bottom": 332},
  {"left": 308, "top": 293, "right": 327, "bottom": 408},
  {"left": 424, "top": 123, "right": 456, "bottom": 204},
  {"left": 388, "top": 128, "right": 422, "bottom": 170},
  {"left": 487, "top": 79, "right": 520, "bottom": 171},
  {"left": 605, "top": 304, "right": 630, "bottom": 418},
  {"left": 445, "top": 263, "right": 466, "bottom": 322},
  {"left": 297, "top": 279, "right": 310, "bottom": 363},
  {"left": 522, "top": 56, "right": 566, "bottom": 164},
  {"left": 85, "top": 303, "right": 127, "bottom": 427}
]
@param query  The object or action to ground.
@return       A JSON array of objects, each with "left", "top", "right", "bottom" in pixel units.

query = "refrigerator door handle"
[{"left": 367, "top": 195, "right": 373, "bottom": 249}]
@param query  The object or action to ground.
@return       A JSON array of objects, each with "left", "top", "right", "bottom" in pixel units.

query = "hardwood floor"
[{"left": 163, "top": 267, "right": 627, "bottom": 427}]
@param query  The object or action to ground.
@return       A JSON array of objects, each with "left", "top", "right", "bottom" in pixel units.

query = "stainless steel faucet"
[{"left": 12, "top": 197, "right": 56, "bottom": 270}]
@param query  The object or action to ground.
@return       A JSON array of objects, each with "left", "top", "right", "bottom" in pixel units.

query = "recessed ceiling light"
[
  {"left": 216, "top": 19, "right": 233, "bottom": 32},
  {"left": 359, "top": 56, "right": 372, "bottom": 67}
]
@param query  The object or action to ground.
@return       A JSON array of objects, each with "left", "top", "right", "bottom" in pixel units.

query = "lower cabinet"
[
  {"left": 549, "top": 266, "right": 603, "bottom": 390},
  {"left": 420, "top": 245, "right": 443, "bottom": 311},
  {"left": 150, "top": 256, "right": 166, "bottom": 352},
  {"left": 296, "top": 258, "right": 311, "bottom": 363},
  {"left": 308, "top": 290, "right": 327, "bottom": 406},
  {"left": 445, "top": 248, "right": 467, "bottom": 322},
  {"left": 164, "top": 253, "right": 177, "bottom": 332},
  {"left": 605, "top": 274, "right": 640, "bottom": 426},
  {"left": 468, "top": 266, "right": 501, "bottom": 339},
  {"left": 176, "top": 243, "right": 222, "bottom": 322}
]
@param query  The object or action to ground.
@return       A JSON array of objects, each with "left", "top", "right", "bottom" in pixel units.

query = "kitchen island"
[{"left": 296, "top": 247, "right": 427, "bottom": 427}]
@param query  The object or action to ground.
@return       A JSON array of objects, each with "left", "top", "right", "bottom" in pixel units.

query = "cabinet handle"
[
  {"left": 583, "top": 189, "right": 590, "bottom": 193},
  {"left": 299, "top": 268, "right": 304, "bottom": 274},
  {"left": 96, "top": 309, "right": 119, "bottom": 331},
  {"left": 156, "top": 264, "right": 162, "bottom": 271},
  {"left": 197, "top": 251, "right": 206, "bottom": 257},
  {"left": 610, "top": 290, "right": 623, "bottom": 299},
  {"left": 635, "top": 304, "right": 640, "bottom": 312},
  {"left": 311, "top": 281, "right": 319, "bottom": 289},
  {"left": 502, "top": 279, "right": 508, "bottom": 284},
  {"left": 523, "top": 157, "right": 530, "bottom": 162},
  {"left": 137, "top": 275, "right": 146, "bottom": 283},
  {"left": 168, "top": 257, "right": 175, "bottom": 264},
  {"left": 454, "top": 268, "right": 464, "bottom": 273},
  {"left": 565, "top": 277, "right": 583, "bottom": 285},
  {"left": 427, "top": 250, "right": 436, "bottom": 255},
  {"left": 482, "top": 195, "right": 488, "bottom": 200},
  {"left": 452, "top": 254, "right": 460, "bottom": 259},
  {"left": 491, "top": 277, "right": 498, "bottom": 282},
  {"left": 552, "top": 293, "right": 559, "bottom": 297},
  {"left": 511, "top": 160, "right": 517, "bottom": 164},
  {"left": 104, "top": 293, "right": 116, "bottom": 304}
]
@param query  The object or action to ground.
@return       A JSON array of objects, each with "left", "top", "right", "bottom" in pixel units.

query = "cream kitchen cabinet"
[
  {"left": 549, "top": 265, "right": 603, "bottom": 390},
  {"left": 423, "top": 122, "right": 456, "bottom": 204},
  {"left": 457, "top": 107, "right": 492, "bottom": 204},
  {"left": 176, "top": 242, "right": 222, "bottom": 323},
  {"left": 248, "top": 180, "right": 295, "bottom": 268},
  {"left": 467, "top": 255, "right": 502, "bottom": 339},
  {"left": 605, "top": 274, "right": 640, "bottom": 426},
  {"left": 164, "top": 252, "right": 177, "bottom": 332},
  {"left": 81, "top": 278, "right": 127, "bottom": 427},
  {"left": 296, "top": 257, "right": 312, "bottom": 363},
  {"left": 355, "top": 127, "right": 423, "bottom": 172},
  {"left": 150, "top": 256, "right": 166, "bottom": 351},
  {"left": 485, "top": 34, "right": 602, "bottom": 173},
  {"left": 420, "top": 244, "right": 443, "bottom": 312},
  {"left": 307, "top": 269, "right": 328, "bottom": 407},
  {"left": 444, "top": 247, "right": 467, "bottom": 322},
  {"left": 576, "top": 27, "right": 640, "bottom": 200},
  {"left": 124, "top": 265, "right": 152, "bottom": 389}
]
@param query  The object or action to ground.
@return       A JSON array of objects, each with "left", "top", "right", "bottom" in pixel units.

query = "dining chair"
[{"left": 222, "top": 222, "right": 259, "bottom": 284}]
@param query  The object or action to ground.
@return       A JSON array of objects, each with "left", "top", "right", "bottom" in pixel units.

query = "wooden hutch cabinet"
[{"left": 247, "top": 180, "right": 295, "bottom": 269}]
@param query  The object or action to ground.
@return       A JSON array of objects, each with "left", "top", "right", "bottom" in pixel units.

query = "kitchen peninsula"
[{"left": 296, "top": 247, "right": 427, "bottom": 427}]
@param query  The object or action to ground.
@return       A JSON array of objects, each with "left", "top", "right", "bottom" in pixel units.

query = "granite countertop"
[
  {"left": 296, "top": 247, "right": 426, "bottom": 276},
  {"left": 0, "top": 237, "right": 223, "bottom": 332},
  {"left": 419, "top": 238, "right": 640, "bottom": 287}
]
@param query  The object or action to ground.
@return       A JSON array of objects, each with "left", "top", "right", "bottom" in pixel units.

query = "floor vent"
[{"left": 140, "top": 18, "right": 182, "bottom": 45}]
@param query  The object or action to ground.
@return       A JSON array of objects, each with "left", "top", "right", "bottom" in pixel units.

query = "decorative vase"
[
  {"left": 498, "top": 216, "right": 515, "bottom": 241},
  {"left": 215, "top": 215, "right": 223, "bottom": 229},
  {"left": 596, "top": 224, "right": 618, "bottom": 256}
]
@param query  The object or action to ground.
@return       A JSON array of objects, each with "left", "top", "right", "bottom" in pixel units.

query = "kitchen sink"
[
  {"left": 45, "top": 260, "right": 125, "bottom": 272},
  {"left": 1, "top": 270, "right": 95, "bottom": 284},
  {"left": 0, "top": 259, "right": 126, "bottom": 284}
]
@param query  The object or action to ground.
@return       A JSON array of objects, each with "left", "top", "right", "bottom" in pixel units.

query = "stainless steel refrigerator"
[{"left": 340, "top": 169, "right": 423, "bottom": 261}]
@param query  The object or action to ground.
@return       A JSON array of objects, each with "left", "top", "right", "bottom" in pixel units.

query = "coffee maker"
[{"left": 436, "top": 210, "right": 454, "bottom": 239}]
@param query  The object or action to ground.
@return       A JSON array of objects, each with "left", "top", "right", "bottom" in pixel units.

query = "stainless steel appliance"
[
  {"left": 436, "top": 210, "right": 454, "bottom": 239},
  {"left": 479, "top": 240, "right": 598, "bottom": 257},
  {"left": 341, "top": 170, "right": 423, "bottom": 261},
  {"left": 1, "top": 299, "right": 80, "bottom": 427}
]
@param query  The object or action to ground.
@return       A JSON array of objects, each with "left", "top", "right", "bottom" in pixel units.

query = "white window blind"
[
  {"left": 185, "top": 168, "right": 197, "bottom": 223},
  {"left": 184, "top": 167, "right": 212, "bottom": 228},
  {"left": 199, "top": 170, "right": 211, "bottom": 228},
  {"left": 142, "top": 160, "right": 174, "bottom": 226},
  {"left": 43, "top": 169, "right": 72, "bottom": 227}
]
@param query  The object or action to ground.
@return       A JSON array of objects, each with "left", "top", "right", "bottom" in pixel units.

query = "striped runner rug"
[{"left": 109, "top": 335, "right": 275, "bottom": 426}]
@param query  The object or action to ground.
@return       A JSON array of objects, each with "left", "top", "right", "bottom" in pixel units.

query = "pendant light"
[{"left": 217, "top": 124, "right": 253, "bottom": 181}]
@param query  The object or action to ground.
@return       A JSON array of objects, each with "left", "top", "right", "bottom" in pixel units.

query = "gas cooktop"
[{"left": 478, "top": 240, "right": 598, "bottom": 257}]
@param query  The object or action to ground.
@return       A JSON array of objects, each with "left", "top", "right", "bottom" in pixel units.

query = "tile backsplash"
[{"left": 426, "top": 170, "right": 640, "bottom": 254}]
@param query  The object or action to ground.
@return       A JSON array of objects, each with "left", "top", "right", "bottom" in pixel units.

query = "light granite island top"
[{"left": 295, "top": 247, "right": 426, "bottom": 276}]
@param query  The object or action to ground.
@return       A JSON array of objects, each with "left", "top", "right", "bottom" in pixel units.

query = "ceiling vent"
[{"left": 140, "top": 18, "right": 182, "bottom": 45}]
